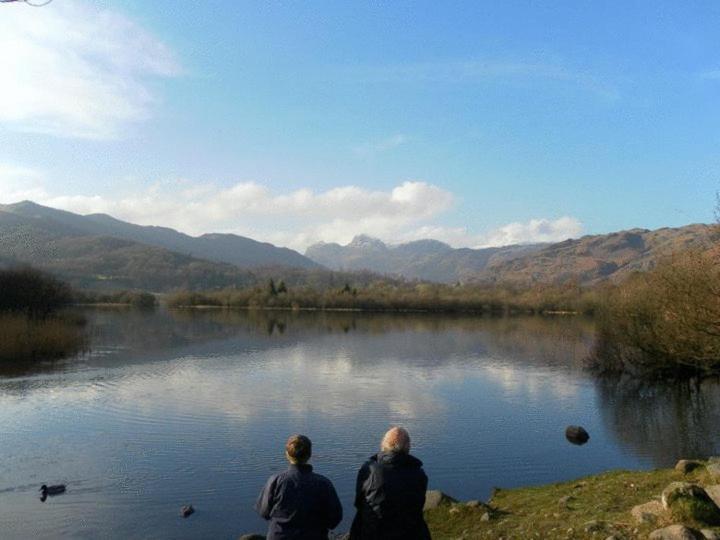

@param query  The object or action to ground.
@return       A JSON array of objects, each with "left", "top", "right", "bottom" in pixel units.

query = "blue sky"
[{"left": 0, "top": 0, "right": 718, "bottom": 250}]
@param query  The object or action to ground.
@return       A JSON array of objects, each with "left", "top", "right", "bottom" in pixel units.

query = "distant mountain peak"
[{"left": 348, "top": 234, "right": 387, "bottom": 250}]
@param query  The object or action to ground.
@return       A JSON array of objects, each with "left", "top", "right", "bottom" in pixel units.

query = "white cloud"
[
  {"left": 0, "top": 163, "right": 49, "bottom": 202},
  {"left": 396, "top": 217, "right": 582, "bottom": 248},
  {"left": 353, "top": 134, "right": 407, "bottom": 156},
  {"left": 480, "top": 216, "right": 583, "bottom": 246},
  {"left": 0, "top": 165, "right": 582, "bottom": 250},
  {"left": 0, "top": 0, "right": 180, "bottom": 139}
]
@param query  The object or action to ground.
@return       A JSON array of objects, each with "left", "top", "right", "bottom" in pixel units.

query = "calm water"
[{"left": 2, "top": 309, "right": 720, "bottom": 539}]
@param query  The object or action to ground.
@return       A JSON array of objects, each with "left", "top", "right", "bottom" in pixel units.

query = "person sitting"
[
  {"left": 350, "top": 427, "right": 431, "bottom": 540},
  {"left": 255, "top": 434, "right": 343, "bottom": 540}
]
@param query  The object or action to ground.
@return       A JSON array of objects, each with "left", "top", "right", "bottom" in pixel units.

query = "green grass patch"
[{"left": 425, "top": 466, "right": 720, "bottom": 539}]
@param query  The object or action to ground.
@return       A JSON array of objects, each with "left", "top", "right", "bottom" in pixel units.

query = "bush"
[
  {"left": 0, "top": 267, "right": 72, "bottom": 317},
  {"left": 592, "top": 248, "right": 720, "bottom": 376}
]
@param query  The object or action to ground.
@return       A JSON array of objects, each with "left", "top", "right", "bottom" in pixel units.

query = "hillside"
[
  {"left": 0, "top": 207, "right": 257, "bottom": 291},
  {"left": 1, "top": 201, "right": 318, "bottom": 269},
  {"left": 306, "top": 235, "right": 543, "bottom": 283},
  {"left": 478, "top": 224, "right": 716, "bottom": 285}
]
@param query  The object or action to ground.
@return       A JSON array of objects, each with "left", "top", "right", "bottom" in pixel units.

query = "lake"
[{"left": 1, "top": 308, "right": 720, "bottom": 539}]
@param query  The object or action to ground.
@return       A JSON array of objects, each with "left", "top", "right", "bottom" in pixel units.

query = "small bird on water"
[{"left": 40, "top": 484, "right": 66, "bottom": 501}]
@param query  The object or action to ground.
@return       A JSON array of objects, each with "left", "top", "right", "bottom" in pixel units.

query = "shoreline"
[{"left": 421, "top": 461, "right": 720, "bottom": 539}]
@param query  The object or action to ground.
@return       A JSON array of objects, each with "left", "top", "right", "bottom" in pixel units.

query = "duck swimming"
[{"left": 40, "top": 484, "right": 66, "bottom": 497}]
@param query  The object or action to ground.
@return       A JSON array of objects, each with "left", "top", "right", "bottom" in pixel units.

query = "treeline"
[
  {"left": 166, "top": 279, "right": 601, "bottom": 315},
  {"left": 591, "top": 247, "right": 720, "bottom": 377},
  {"left": 0, "top": 266, "right": 72, "bottom": 317},
  {"left": 74, "top": 290, "right": 157, "bottom": 308}
]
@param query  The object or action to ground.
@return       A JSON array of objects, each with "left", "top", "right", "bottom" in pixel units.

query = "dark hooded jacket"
[
  {"left": 349, "top": 452, "right": 431, "bottom": 540},
  {"left": 255, "top": 464, "right": 343, "bottom": 540}
]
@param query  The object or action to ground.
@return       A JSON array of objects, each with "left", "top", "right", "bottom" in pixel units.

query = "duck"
[{"left": 40, "top": 484, "right": 66, "bottom": 497}]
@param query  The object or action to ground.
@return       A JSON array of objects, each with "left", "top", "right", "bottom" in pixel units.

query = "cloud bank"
[
  {"left": 0, "top": 165, "right": 581, "bottom": 250},
  {"left": 0, "top": 0, "right": 179, "bottom": 139}
]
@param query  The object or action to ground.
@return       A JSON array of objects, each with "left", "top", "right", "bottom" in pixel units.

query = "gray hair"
[{"left": 381, "top": 426, "right": 411, "bottom": 454}]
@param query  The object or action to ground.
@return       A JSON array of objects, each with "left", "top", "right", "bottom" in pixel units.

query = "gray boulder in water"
[
  {"left": 565, "top": 425, "right": 590, "bottom": 445},
  {"left": 180, "top": 505, "right": 194, "bottom": 518}
]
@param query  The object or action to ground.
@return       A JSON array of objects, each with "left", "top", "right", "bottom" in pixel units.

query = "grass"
[{"left": 424, "top": 465, "right": 720, "bottom": 539}]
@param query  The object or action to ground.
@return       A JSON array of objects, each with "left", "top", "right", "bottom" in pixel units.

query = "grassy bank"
[{"left": 425, "top": 464, "right": 720, "bottom": 539}]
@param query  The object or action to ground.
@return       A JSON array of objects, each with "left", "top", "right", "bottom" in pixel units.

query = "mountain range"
[
  {"left": 0, "top": 201, "right": 714, "bottom": 291},
  {"left": 306, "top": 235, "right": 544, "bottom": 283},
  {"left": 306, "top": 225, "right": 715, "bottom": 285}
]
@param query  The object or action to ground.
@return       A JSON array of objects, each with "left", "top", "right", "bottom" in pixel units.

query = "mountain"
[
  {"left": 1, "top": 201, "right": 318, "bottom": 269},
  {"left": 477, "top": 224, "right": 716, "bottom": 285},
  {"left": 306, "top": 225, "right": 716, "bottom": 285},
  {"left": 305, "top": 235, "right": 544, "bottom": 283},
  {"left": 0, "top": 204, "right": 257, "bottom": 291}
]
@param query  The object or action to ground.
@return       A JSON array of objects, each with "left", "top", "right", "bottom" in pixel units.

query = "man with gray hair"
[{"left": 349, "top": 427, "right": 431, "bottom": 539}]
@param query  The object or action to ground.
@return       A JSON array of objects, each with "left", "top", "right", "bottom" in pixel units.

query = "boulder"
[
  {"left": 661, "top": 482, "right": 720, "bottom": 524},
  {"left": 559, "top": 495, "right": 575, "bottom": 508},
  {"left": 700, "top": 530, "right": 720, "bottom": 540},
  {"left": 707, "top": 463, "right": 720, "bottom": 482},
  {"left": 180, "top": 505, "right": 194, "bottom": 518},
  {"left": 649, "top": 525, "right": 705, "bottom": 540},
  {"left": 631, "top": 500, "right": 665, "bottom": 524},
  {"left": 565, "top": 425, "right": 590, "bottom": 445},
  {"left": 423, "top": 490, "right": 457, "bottom": 510},
  {"left": 676, "top": 460, "right": 704, "bottom": 474},
  {"left": 705, "top": 485, "right": 720, "bottom": 508}
]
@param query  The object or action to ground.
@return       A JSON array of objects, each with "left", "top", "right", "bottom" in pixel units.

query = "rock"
[
  {"left": 631, "top": 500, "right": 665, "bottom": 524},
  {"left": 559, "top": 495, "right": 575, "bottom": 508},
  {"left": 238, "top": 535, "right": 266, "bottom": 540},
  {"left": 649, "top": 525, "right": 705, "bottom": 540},
  {"left": 676, "top": 460, "right": 704, "bottom": 474},
  {"left": 465, "top": 500, "right": 491, "bottom": 511},
  {"left": 700, "top": 530, "right": 720, "bottom": 540},
  {"left": 480, "top": 512, "right": 491, "bottom": 522},
  {"left": 449, "top": 505, "right": 461, "bottom": 515},
  {"left": 707, "top": 463, "right": 720, "bottom": 481},
  {"left": 565, "top": 425, "right": 590, "bottom": 445},
  {"left": 423, "top": 490, "right": 458, "bottom": 510},
  {"left": 180, "top": 505, "right": 194, "bottom": 518},
  {"left": 661, "top": 482, "right": 720, "bottom": 524},
  {"left": 706, "top": 485, "right": 720, "bottom": 508}
]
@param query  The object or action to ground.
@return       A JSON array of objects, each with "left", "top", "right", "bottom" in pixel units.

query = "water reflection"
[
  {"left": 596, "top": 375, "right": 720, "bottom": 466},
  {"left": 1, "top": 309, "right": 720, "bottom": 539}
]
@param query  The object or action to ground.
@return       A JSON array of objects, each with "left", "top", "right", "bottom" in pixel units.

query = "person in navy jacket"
[{"left": 255, "top": 434, "right": 343, "bottom": 540}]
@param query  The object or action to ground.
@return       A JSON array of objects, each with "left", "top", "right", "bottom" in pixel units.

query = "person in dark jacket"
[
  {"left": 349, "top": 427, "right": 431, "bottom": 540},
  {"left": 255, "top": 434, "right": 343, "bottom": 540}
]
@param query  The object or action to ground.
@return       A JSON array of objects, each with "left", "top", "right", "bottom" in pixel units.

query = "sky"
[{"left": 0, "top": 0, "right": 718, "bottom": 251}]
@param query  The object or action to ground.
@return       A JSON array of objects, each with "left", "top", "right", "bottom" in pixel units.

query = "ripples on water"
[{"left": 1, "top": 309, "right": 720, "bottom": 539}]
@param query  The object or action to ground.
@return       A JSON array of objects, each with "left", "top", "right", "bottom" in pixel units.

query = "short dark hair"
[{"left": 285, "top": 434, "right": 312, "bottom": 464}]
